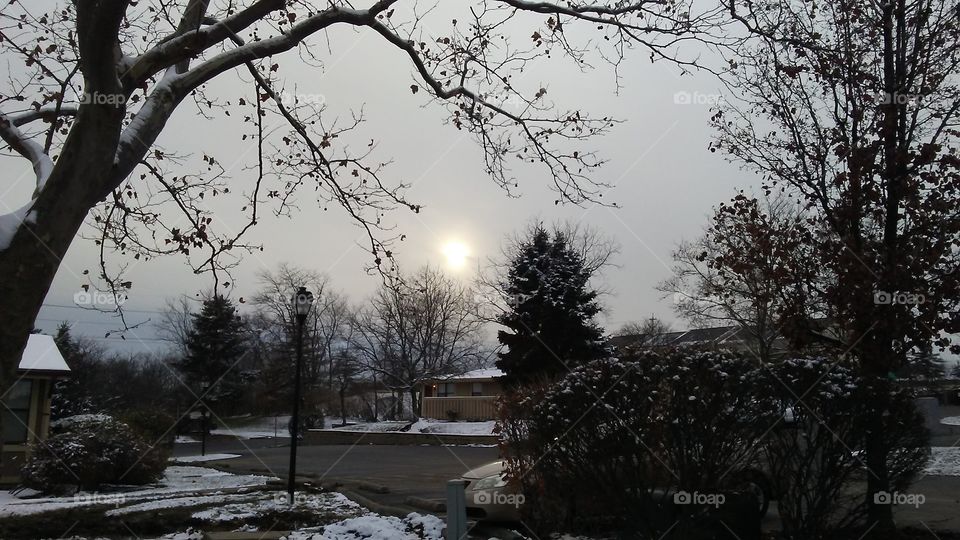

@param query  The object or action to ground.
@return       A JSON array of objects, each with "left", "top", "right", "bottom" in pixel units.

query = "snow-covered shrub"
[
  {"left": 21, "top": 414, "right": 165, "bottom": 492},
  {"left": 120, "top": 408, "right": 177, "bottom": 448},
  {"left": 749, "top": 358, "right": 929, "bottom": 539},
  {"left": 499, "top": 348, "right": 763, "bottom": 538}
]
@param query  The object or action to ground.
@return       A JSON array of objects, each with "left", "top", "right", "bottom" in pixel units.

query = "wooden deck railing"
[{"left": 421, "top": 396, "right": 498, "bottom": 421}]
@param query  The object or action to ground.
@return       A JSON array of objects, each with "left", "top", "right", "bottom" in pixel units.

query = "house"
[
  {"left": 1, "top": 334, "right": 70, "bottom": 484},
  {"left": 608, "top": 321, "right": 839, "bottom": 359},
  {"left": 607, "top": 325, "right": 767, "bottom": 352},
  {"left": 419, "top": 368, "right": 504, "bottom": 421}
]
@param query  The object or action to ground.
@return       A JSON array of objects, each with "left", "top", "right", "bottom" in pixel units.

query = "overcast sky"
[{"left": 3, "top": 4, "right": 759, "bottom": 357}]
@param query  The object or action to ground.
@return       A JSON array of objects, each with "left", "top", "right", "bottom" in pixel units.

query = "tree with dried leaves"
[
  {"left": 717, "top": 0, "right": 960, "bottom": 530},
  {"left": 0, "top": 0, "right": 728, "bottom": 448},
  {"left": 658, "top": 193, "right": 824, "bottom": 362}
]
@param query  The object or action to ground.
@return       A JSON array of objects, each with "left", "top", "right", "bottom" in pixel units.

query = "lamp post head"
[{"left": 293, "top": 286, "right": 314, "bottom": 322}]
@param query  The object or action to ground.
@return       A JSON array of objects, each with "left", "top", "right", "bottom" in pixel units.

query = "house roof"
[
  {"left": 609, "top": 325, "right": 753, "bottom": 350},
  {"left": 17, "top": 334, "right": 70, "bottom": 374},
  {"left": 433, "top": 367, "right": 504, "bottom": 382}
]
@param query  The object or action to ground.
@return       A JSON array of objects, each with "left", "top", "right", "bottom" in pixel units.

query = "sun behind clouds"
[{"left": 442, "top": 241, "right": 470, "bottom": 269}]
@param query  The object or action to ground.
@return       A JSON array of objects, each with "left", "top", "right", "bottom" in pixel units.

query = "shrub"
[
  {"left": 21, "top": 414, "right": 165, "bottom": 493},
  {"left": 499, "top": 348, "right": 764, "bottom": 538},
  {"left": 119, "top": 408, "right": 177, "bottom": 448},
  {"left": 749, "top": 358, "right": 929, "bottom": 539}
]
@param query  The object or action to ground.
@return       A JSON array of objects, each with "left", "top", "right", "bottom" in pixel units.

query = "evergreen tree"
[
  {"left": 175, "top": 296, "right": 248, "bottom": 413},
  {"left": 495, "top": 227, "right": 607, "bottom": 386},
  {"left": 898, "top": 347, "right": 946, "bottom": 380},
  {"left": 50, "top": 323, "right": 97, "bottom": 419}
]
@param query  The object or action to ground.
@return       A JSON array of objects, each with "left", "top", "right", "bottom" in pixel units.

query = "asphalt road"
[
  {"left": 176, "top": 436, "right": 960, "bottom": 531},
  {"left": 175, "top": 436, "right": 499, "bottom": 507}
]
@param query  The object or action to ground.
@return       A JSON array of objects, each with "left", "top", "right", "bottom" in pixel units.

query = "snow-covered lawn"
[
  {"left": 1, "top": 464, "right": 448, "bottom": 540},
  {"left": 326, "top": 420, "right": 410, "bottom": 432},
  {"left": 286, "top": 512, "right": 445, "bottom": 539},
  {"left": 170, "top": 453, "right": 241, "bottom": 463},
  {"left": 925, "top": 447, "right": 960, "bottom": 476},
  {"left": 324, "top": 419, "right": 497, "bottom": 436},
  {"left": 408, "top": 419, "right": 497, "bottom": 435},
  {"left": 210, "top": 414, "right": 292, "bottom": 439},
  {"left": 0, "top": 466, "right": 273, "bottom": 517},
  {"left": 57, "top": 512, "right": 446, "bottom": 540}
]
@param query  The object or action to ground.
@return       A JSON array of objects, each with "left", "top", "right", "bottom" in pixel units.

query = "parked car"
[
  {"left": 457, "top": 460, "right": 772, "bottom": 523},
  {"left": 460, "top": 461, "right": 524, "bottom": 522}
]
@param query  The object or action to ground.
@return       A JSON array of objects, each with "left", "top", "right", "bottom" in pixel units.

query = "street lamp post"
[
  {"left": 288, "top": 286, "right": 314, "bottom": 502},
  {"left": 199, "top": 380, "right": 210, "bottom": 457}
]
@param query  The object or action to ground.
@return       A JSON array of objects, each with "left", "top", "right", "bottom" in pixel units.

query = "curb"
[
  {"left": 354, "top": 480, "right": 390, "bottom": 494},
  {"left": 337, "top": 488, "right": 415, "bottom": 519},
  {"left": 404, "top": 496, "right": 446, "bottom": 512}
]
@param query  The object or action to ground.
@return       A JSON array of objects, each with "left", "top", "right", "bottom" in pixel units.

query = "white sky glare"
[{"left": 3, "top": 2, "right": 750, "bottom": 355}]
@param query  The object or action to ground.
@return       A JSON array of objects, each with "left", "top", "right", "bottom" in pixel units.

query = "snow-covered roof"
[
  {"left": 17, "top": 334, "right": 70, "bottom": 373},
  {"left": 437, "top": 368, "right": 503, "bottom": 382}
]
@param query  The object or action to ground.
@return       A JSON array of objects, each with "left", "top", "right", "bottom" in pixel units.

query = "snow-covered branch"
[{"left": 0, "top": 112, "right": 54, "bottom": 193}]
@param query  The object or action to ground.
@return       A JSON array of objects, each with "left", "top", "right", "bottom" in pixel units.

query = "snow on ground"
[
  {"left": 941, "top": 416, "right": 960, "bottom": 426},
  {"left": 326, "top": 421, "right": 409, "bottom": 433},
  {"left": 210, "top": 415, "right": 291, "bottom": 439},
  {"left": 191, "top": 491, "right": 361, "bottom": 524},
  {"left": 925, "top": 447, "right": 960, "bottom": 476},
  {"left": 408, "top": 419, "right": 497, "bottom": 435},
  {"left": 0, "top": 466, "right": 274, "bottom": 517},
  {"left": 286, "top": 512, "right": 445, "bottom": 540},
  {"left": 58, "top": 512, "right": 445, "bottom": 540},
  {"left": 175, "top": 435, "right": 198, "bottom": 443},
  {"left": 170, "top": 453, "right": 241, "bottom": 463},
  {"left": 105, "top": 493, "right": 248, "bottom": 517},
  {"left": 324, "top": 419, "right": 497, "bottom": 435}
]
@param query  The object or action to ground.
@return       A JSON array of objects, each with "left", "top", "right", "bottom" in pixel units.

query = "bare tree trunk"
[{"left": 409, "top": 388, "right": 419, "bottom": 419}]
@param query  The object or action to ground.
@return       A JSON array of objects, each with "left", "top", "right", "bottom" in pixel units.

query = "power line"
[{"left": 41, "top": 303, "right": 167, "bottom": 315}]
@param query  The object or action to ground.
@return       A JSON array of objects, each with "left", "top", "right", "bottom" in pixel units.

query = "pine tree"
[
  {"left": 175, "top": 295, "right": 248, "bottom": 412},
  {"left": 495, "top": 227, "right": 607, "bottom": 386},
  {"left": 50, "top": 323, "right": 97, "bottom": 419}
]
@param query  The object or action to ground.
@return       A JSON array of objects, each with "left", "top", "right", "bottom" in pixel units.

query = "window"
[
  {"left": 2, "top": 380, "right": 32, "bottom": 445},
  {"left": 471, "top": 382, "right": 484, "bottom": 396},
  {"left": 437, "top": 383, "right": 455, "bottom": 397}
]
